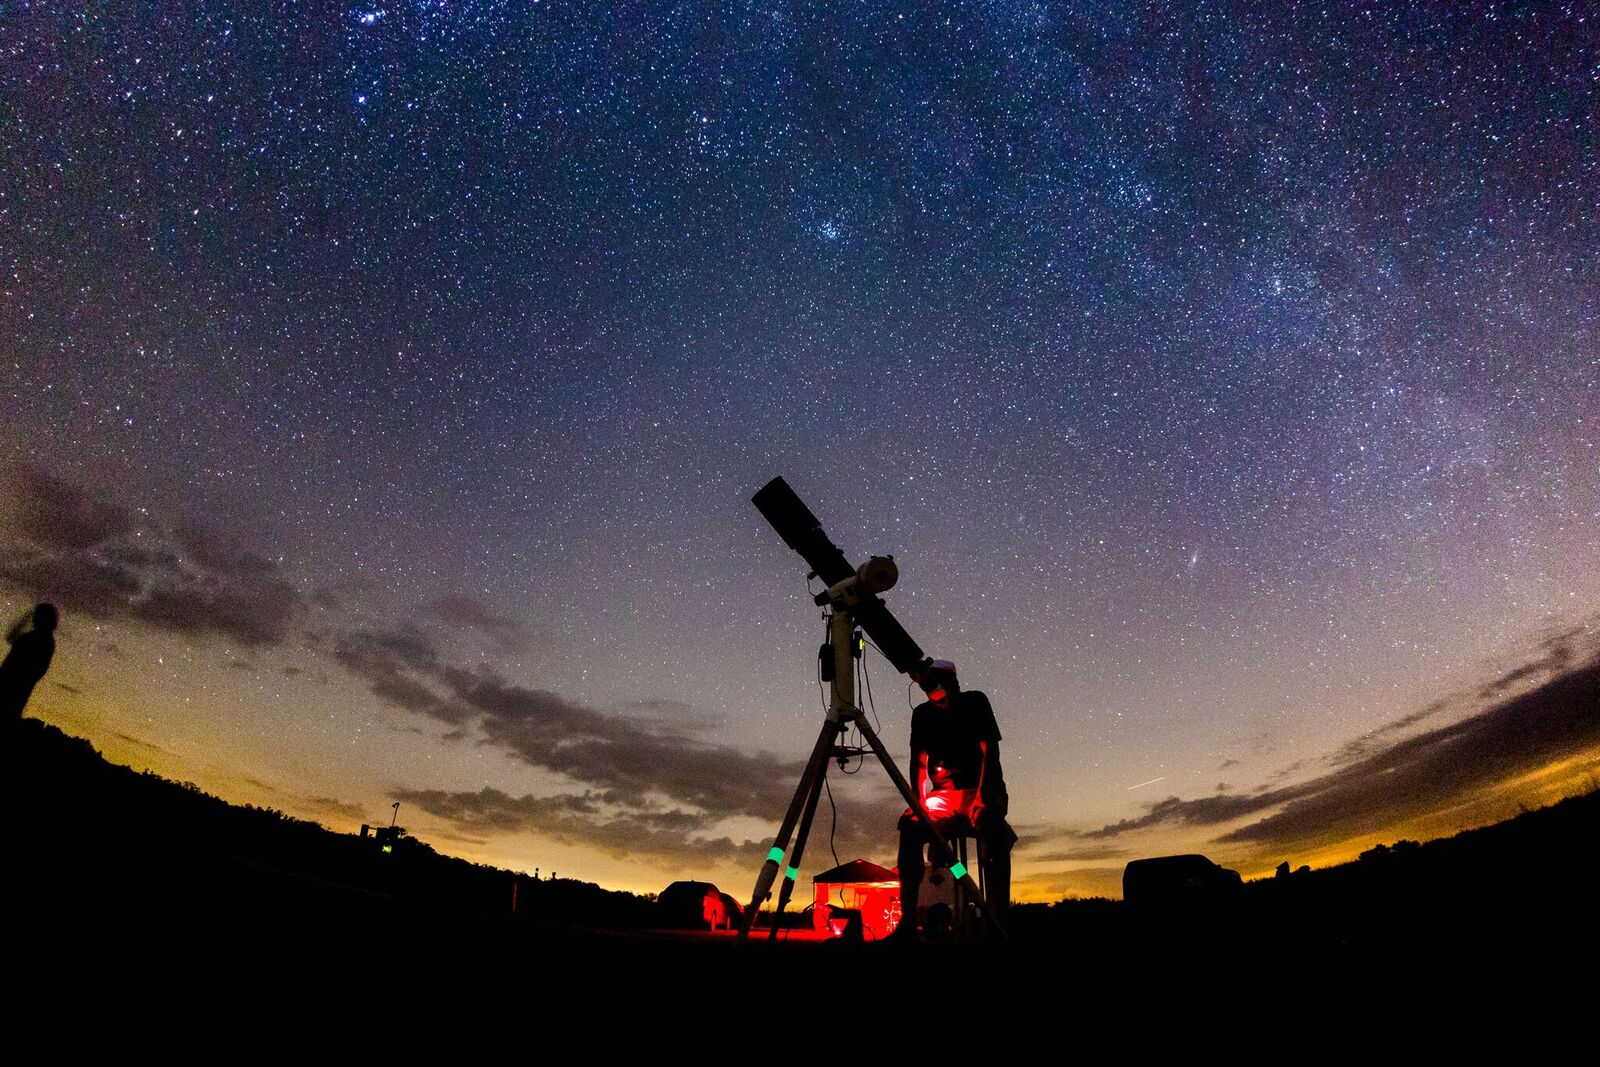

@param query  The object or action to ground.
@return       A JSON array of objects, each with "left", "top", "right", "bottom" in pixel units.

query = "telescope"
[{"left": 740, "top": 477, "right": 1004, "bottom": 939}]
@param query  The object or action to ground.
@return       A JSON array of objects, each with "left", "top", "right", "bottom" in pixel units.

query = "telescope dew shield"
[
  {"left": 752, "top": 477, "right": 855, "bottom": 586},
  {"left": 752, "top": 477, "right": 931, "bottom": 680}
]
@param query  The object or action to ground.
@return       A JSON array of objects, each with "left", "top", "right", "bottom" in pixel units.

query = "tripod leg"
[
  {"left": 739, "top": 718, "right": 840, "bottom": 940},
  {"left": 853, "top": 716, "right": 1008, "bottom": 940},
  {"left": 769, "top": 754, "right": 828, "bottom": 940}
]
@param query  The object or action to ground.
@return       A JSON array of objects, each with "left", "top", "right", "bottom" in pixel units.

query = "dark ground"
[{"left": 4, "top": 718, "right": 1595, "bottom": 1027}]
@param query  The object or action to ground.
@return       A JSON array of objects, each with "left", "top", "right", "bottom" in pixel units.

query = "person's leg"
[
  {"left": 896, "top": 811, "right": 925, "bottom": 934},
  {"left": 976, "top": 811, "right": 1015, "bottom": 919}
]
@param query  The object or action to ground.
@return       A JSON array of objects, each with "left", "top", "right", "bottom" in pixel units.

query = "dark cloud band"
[
  {"left": 0, "top": 464, "right": 303, "bottom": 647},
  {"left": 1072, "top": 636, "right": 1600, "bottom": 858}
]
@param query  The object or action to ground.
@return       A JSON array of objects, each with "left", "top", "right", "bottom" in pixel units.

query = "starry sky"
[{"left": 3, "top": 2, "right": 1598, "bottom": 900}]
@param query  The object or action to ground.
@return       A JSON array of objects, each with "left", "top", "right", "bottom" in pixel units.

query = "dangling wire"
[
  {"left": 857, "top": 630, "right": 923, "bottom": 712},
  {"left": 860, "top": 640, "right": 884, "bottom": 735},
  {"left": 839, "top": 725, "right": 862, "bottom": 773},
  {"left": 824, "top": 775, "right": 844, "bottom": 909}
]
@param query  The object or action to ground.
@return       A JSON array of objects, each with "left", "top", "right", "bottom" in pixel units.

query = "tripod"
[{"left": 739, "top": 606, "right": 1004, "bottom": 941}]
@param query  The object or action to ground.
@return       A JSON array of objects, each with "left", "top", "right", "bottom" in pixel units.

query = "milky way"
[{"left": 3, "top": 3, "right": 1597, "bottom": 898}]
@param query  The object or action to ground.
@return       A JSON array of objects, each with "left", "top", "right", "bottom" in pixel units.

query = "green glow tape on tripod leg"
[
  {"left": 784, "top": 866, "right": 799, "bottom": 881},
  {"left": 768, "top": 846, "right": 786, "bottom": 864},
  {"left": 950, "top": 861, "right": 968, "bottom": 880}
]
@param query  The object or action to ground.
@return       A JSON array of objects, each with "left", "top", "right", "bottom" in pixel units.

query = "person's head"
[
  {"left": 923, "top": 659, "right": 959, "bottom": 708},
  {"left": 33, "top": 603, "right": 58, "bottom": 632}
]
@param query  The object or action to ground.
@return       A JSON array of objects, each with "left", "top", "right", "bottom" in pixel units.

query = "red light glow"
[{"left": 814, "top": 879, "right": 902, "bottom": 941}]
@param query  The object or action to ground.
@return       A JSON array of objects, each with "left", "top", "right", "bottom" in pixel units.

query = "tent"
[{"left": 812, "top": 860, "right": 901, "bottom": 941}]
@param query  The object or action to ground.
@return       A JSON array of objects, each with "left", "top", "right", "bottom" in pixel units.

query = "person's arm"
[
  {"left": 6, "top": 611, "right": 30, "bottom": 643},
  {"left": 969, "top": 741, "right": 989, "bottom": 825},
  {"left": 969, "top": 691, "right": 1002, "bottom": 825},
  {"left": 910, "top": 705, "right": 929, "bottom": 799}
]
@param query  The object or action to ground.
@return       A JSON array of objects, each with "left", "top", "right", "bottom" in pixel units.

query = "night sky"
[{"left": 3, "top": 2, "right": 1598, "bottom": 900}]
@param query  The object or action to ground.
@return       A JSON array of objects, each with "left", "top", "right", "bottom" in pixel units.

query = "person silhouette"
[
  {"left": 2, "top": 603, "right": 58, "bottom": 721},
  {"left": 892, "top": 659, "right": 1015, "bottom": 939}
]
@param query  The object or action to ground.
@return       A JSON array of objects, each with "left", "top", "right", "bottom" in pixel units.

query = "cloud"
[
  {"left": 393, "top": 786, "right": 759, "bottom": 865},
  {"left": 0, "top": 466, "right": 952, "bottom": 873},
  {"left": 1327, "top": 628, "right": 1591, "bottom": 770},
  {"left": 1, "top": 466, "right": 135, "bottom": 550},
  {"left": 1478, "top": 623, "right": 1588, "bottom": 701},
  {"left": 329, "top": 621, "right": 906, "bottom": 869},
  {"left": 112, "top": 731, "right": 170, "bottom": 755},
  {"left": 0, "top": 463, "right": 305, "bottom": 647},
  {"left": 1023, "top": 865, "right": 1126, "bottom": 900},
  {"left": 1324, "top": 700, "right": 1448, "bottom": 767},
  {"left": 1078, "top": 790, "right": 1308, "bottom": 840},
  {"left": 335, "top": 624, "right": 822, "bottom": 821},
  {"left": 1030, "top": 844, "right": 1132, "bottom": 863},
  {"left": 330, "top": 627, "right": 463, "bottom": 723},
  {"left": 613, "top": 697, "right": 724, "bottom": 736},
  {"left": 425, "top": 594, "right": 531, "bottom": 648},
  {"left": 1073, "top": 644, "right": 1600, "bottom": 858},
  {"left": 396, "top": 779, "right": 898, "bottom": 873},
  {"left": 303, "top": 795, "right": 370, "bottom": 824}
]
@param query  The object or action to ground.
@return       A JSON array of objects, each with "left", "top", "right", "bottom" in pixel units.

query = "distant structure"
[
  {"left": 1123, "top": 854, "right": 1243, "bottom": 909},
  {"left": 358, "top": 801, "right": 405, "bottom": 854},
  {"left": 656, "top": 880, "right": 742, "bottom": 931},
  {"left": 360, "top": 822, "right": 405, "bottom": 854}
]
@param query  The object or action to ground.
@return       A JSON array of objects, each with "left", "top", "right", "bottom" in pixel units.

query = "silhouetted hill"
[
  {"left": 1004, "top": 785, "right": 1600, "bottom": 961},
  {"left": 1237, "top": 785, "right": 1600, "bottom": 951},
  {"left": 0, "top": 718, "right": 653, "bottom": 939},
  {"left": 5, "top": 715, "right": 1596, "bottom": 1009}
]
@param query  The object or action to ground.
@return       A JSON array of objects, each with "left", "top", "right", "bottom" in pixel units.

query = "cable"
[
  {"left": 860, "top": 642, "right": 884, "bottom": 735},
  {"left": 824, "top": 774, "right": 846, "bottom": 910},
  {"left": 838, "top": 724, "right": 862, "bottom": 774},
  {"left": 823, "top": 776, "right": 842, "bottom": 870},
  {"left": 858, "top": 628, "right": 923, "bottom": 713}
]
